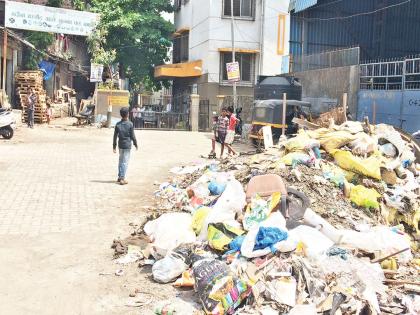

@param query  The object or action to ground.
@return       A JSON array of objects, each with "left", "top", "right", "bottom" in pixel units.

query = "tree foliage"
[{"left": 87, "top": 0, "right": 174, "bottom": 91}]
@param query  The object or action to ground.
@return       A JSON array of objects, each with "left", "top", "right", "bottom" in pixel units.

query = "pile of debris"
[{"left": 113, "top": 121, "right": 419, "bottom": 315}]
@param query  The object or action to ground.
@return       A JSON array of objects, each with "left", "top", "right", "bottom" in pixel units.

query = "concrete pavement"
[{"left": 0, "top": 123, "right": 211, "bottom": 314}]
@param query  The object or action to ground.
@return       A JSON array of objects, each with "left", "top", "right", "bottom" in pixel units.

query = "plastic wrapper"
[
  {"left": 192, "top": 258, "right": 251, "bottom": 315},
  {"left": 207, "top": 222, "right": 244, "bottom": 252},
  {"left": 243, "top": 193, "right": 280, "bottom": 231}
]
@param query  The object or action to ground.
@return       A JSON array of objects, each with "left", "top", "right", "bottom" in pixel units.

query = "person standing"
[
  {"left": 209, "top": 108, "right": 229, "bottom": 159},
  {"left": 27, "top": 88, "right": 36, "bottom": 128},
  {"left": 225, "top": 106, "right": 238, "bottom": 156},
  {"left": 113, "top": 107, "right": 138, "bottom": 185},
  {"left": 131, "top": 105, "right": 140, "bottom": 128}
]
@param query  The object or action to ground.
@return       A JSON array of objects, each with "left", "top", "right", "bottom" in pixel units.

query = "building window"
[
  {"left": 220, "top": 52, "right": 255, "bottom": 84},
  {"left": 173, "top": 32, "right": 189, "bottom": 64},
  {"left": 223, "top": 0, "right": 254, "bottom": 19}
]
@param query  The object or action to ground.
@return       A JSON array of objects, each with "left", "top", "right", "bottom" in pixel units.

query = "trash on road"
[{"left": 113, "top": 120, "right": 419, "bottom": 314}]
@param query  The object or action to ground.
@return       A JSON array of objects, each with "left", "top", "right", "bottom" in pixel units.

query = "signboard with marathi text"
[
  {"left": 226, "top": 61, "right": 240, "bottom": 82},
  {"left": 108, "top": 95, "right": 129, "bottom": 106},
  {"left": 5, "top": 0, "right": 99, "bottom": 36}
]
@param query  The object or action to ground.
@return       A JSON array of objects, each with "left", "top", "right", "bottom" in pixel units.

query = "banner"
[
  {"left": 90, "top": 64, "right": 104, "bottom": 83},
  {"left": 5, "top": 1, "right": 99, "bottom": 36},
  {"left": 226, "top": 62, "right": 240, "bottom": 82}
]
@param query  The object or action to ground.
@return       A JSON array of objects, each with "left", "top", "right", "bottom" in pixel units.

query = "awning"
[
  {"left": 289, "top": 0, "right": 318, "bottom": 13},
  {"left": 154, "top": 60, "right": 202, "bottom": 79}
]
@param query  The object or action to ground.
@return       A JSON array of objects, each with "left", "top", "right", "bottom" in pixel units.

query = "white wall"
[
  {"left": 174, "top": 0, "right": 290, "bottom": 84},
  {"left": 262, "top": 0, "right": 290, "bottom": 75}
]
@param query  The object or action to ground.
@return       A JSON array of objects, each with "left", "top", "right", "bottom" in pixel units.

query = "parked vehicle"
[
  {"left": 0, "top": 108, "right": 16, "bottom": 139},
  {"left": 249, "top": 99, "right": 311, "bottom": 144}
]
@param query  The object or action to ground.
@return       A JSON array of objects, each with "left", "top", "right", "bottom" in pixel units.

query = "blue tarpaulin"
[
  {"left": 38, "top": 60, "right": 56, "bottom": 81},
  {"left": 289, "top": 0, "right": 318, "bottom": 13}
]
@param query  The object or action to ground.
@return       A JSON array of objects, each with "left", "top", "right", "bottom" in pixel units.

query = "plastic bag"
[
  {"left": 379, "top": 143, "right": 397, "bottom": 157},
  {"left": 284, "top": 133, "right": 320, "bottom": 152},
  {"left": 281, "top": 152, "right": 311, "bottom": 166},
  {"left": 241, "top": 212, "right": 287, "bottom": 258},
  {"left": 349, "top": 185, "right": 381, "bottom": 209},
  {"left": 288, "top": 225, "right": 334, "bottom": 258},
  {"left": 191, "top": 207, "right": 211, "bottom": 235},
  {"left": 144, "top": 212, "right": 196, "bottom": 258},
  {"left": 254, "top": 227, "right": 288, "bottom": 251},
  {"left": 331, "top": 149, "right": 382, "bottom": 180},
  {"left": 312, "top": 130, "right": 355, "bottom": 153},
  {"left": 153, "top": 253, "right": 188, "bottom": 283},
  {"left": 339, "top": 226, "right": 413, "bottom": 263},
  {"left": 243, "top": 193, "right": 281, "bottom": 231},
  {"left": 192, "top": 258, "right": 251, "bottom": 315},
  {"left": 198, "top": 179, "right": 246, "bottom": 241},
  {"left": 152, "top": 244, "right": 193, "bottom": 284},
  {"left": 208, "top": 181, "right": 226, "bottom": 195},
  {"left": 207, "top": 222, "right": 244, "bottom": 252},
  {"left": 349, "top": 133, "right": 377, "bottom": 155}
]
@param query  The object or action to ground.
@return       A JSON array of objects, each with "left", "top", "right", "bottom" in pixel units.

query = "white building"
[{"left": 155, "top": 0, "right": 291, "bottom": 112}]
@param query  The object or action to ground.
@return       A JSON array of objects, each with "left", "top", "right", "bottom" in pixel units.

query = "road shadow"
[{"left": 90, "top": 180, "right": 118, "bottom": 184}]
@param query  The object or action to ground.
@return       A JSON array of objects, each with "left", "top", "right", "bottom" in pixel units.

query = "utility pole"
[{"left": 230, "top": 0, "right": 237, "bottom": 109}]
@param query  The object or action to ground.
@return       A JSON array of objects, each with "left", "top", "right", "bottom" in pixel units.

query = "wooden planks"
[{"left": 15, "top": 71, "right": 47, "bottom": 124}]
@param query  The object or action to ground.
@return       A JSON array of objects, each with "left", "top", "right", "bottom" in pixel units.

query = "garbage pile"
[{"left": 113, "top": 121, "right": 419, "bottom": 315}]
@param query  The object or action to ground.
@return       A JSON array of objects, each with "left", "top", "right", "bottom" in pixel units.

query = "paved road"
[{"left": 0, "top": 123, "right": 211, "bottom": 314}]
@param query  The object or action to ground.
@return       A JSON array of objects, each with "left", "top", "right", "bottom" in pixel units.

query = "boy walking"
[{"left": 113, "top": 107, "right": 138, "bottom": 185}]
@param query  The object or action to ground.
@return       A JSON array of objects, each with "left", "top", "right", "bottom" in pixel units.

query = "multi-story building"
[{"left": 155, "top": 0, "right": 291, "bottom": 112}]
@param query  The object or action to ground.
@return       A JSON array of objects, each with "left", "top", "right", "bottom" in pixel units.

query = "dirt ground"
[{"left": 0, "top": 120, "right": 239, "bottom": 314}]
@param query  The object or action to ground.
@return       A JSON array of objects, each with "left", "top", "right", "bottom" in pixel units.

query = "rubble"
[{"left": 112, "top": 121, "right": 419, "bottom": 314}]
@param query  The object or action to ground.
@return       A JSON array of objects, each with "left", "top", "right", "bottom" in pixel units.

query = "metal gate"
[
  {"left": 199, "top": 99, "right": 210, "bottom": 131},
  {"left": 358, "top": 57, "right": 420, "bottom": 133},
  {"left": 131, "top": 94, "right": 190, "bottom": 130}
]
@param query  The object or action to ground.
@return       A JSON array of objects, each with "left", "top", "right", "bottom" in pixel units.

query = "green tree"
[{"left": 88, "top": 0, "right": 174, "bottom": 91}]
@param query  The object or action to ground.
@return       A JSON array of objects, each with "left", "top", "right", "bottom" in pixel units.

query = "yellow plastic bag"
[
  {"left": 349, "top": 185, "right": 381, "bottom": 209},
  {"left": 207, "top": 223, "right": 244, "bottom": 252},
  {"left": 311, "top": 130, "right": 355, "bottom": 153},
  {"left": 191, "top": 207, "right": 211, "bottom": 235},
  {"left": 332, "top": 149, "right": 382, "bottom": 180}
]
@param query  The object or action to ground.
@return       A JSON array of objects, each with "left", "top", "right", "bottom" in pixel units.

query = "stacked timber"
[{"left": 15, "top": 71, "right": 47, "bottom": 124}]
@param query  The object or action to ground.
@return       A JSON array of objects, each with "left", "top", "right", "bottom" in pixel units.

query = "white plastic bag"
[
  {"left": 241, "top": 212, "right": 287, "bottom": 258},
  {"left": 152, "top": 253, "right": 188, "bottom": 283},
  {"left": 339, "top": 226, "right": 412, "bottom": 262},
  {"left": 144, "top": 212, "right": 196, "bottom": 258},
  {"left": 198, "top": 179, "right": 246, "bottom": 240},
  {"left": 288, "top": 225, "right": 334, "bottom": 258}
]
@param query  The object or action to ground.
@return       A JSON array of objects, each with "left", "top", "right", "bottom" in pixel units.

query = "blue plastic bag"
[
  {"left": 208, "top": 181, "right": 226, "bottom": 195},
  {"left": 254, "top": 227, "right": 288, "bottom": 252}
]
